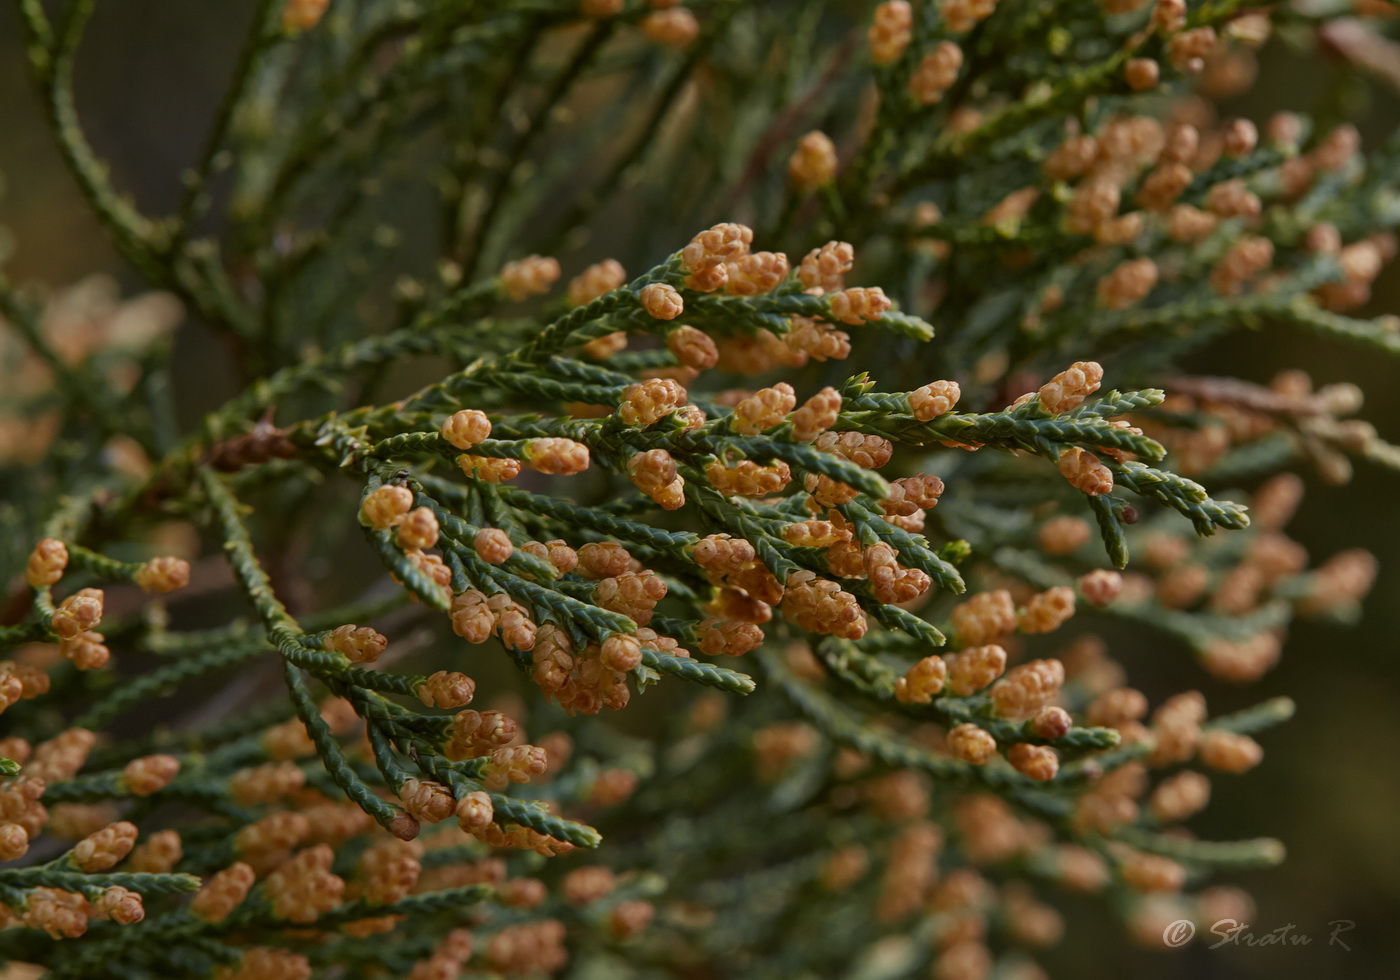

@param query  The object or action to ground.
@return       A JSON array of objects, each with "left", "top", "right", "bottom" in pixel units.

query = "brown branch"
[{"left": 715, "top": 32, "right": 862, "bottom": 216}]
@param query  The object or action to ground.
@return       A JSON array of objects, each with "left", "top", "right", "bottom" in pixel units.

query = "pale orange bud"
[
  {"left": 418, "top": 671, "right": 476, "bottom": 708},
  {"left": 639, "top": 283, "right": 683, "bottom": 320},
  {"left": 282, "top": 0, "right": 329, "bottom": 33},
  {"left": 396, "top": 508, "right": 440, "bottom": 550},
  {"left": 134, "top": 556, "right": 190, "bottom": 594},
  {"left": 441, "top": 410, "right": 492, "bottom": 450},
  {"left": 122, "top": 755, "right": 180, "bottom": 796},
  {"left": 1058, "top": 448, "right": 1114, "bottom": 495},
  {"left": 326, "top": 624, "right": 388, "bottom": 663},
  {"left": 499, "top": 255, "right": 561, "bottom": 301},
  {"left": 788, "top": 131, "right": 838, "bottom": 191},
  {"left": 25, "top": 538, "right": 69, "bottom": 588},
  {"left": 947, "top": 724, "right": 997, "bottom": 765}
]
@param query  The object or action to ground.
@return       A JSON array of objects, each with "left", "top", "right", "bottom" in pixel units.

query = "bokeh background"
[{"left": 2, "top": 4, "right": 1397, "bottom": 978}]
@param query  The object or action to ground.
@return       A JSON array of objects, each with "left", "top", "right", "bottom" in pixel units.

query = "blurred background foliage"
[{"left": 1, "top": 2, "right": 1398, "bottom": 977}]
